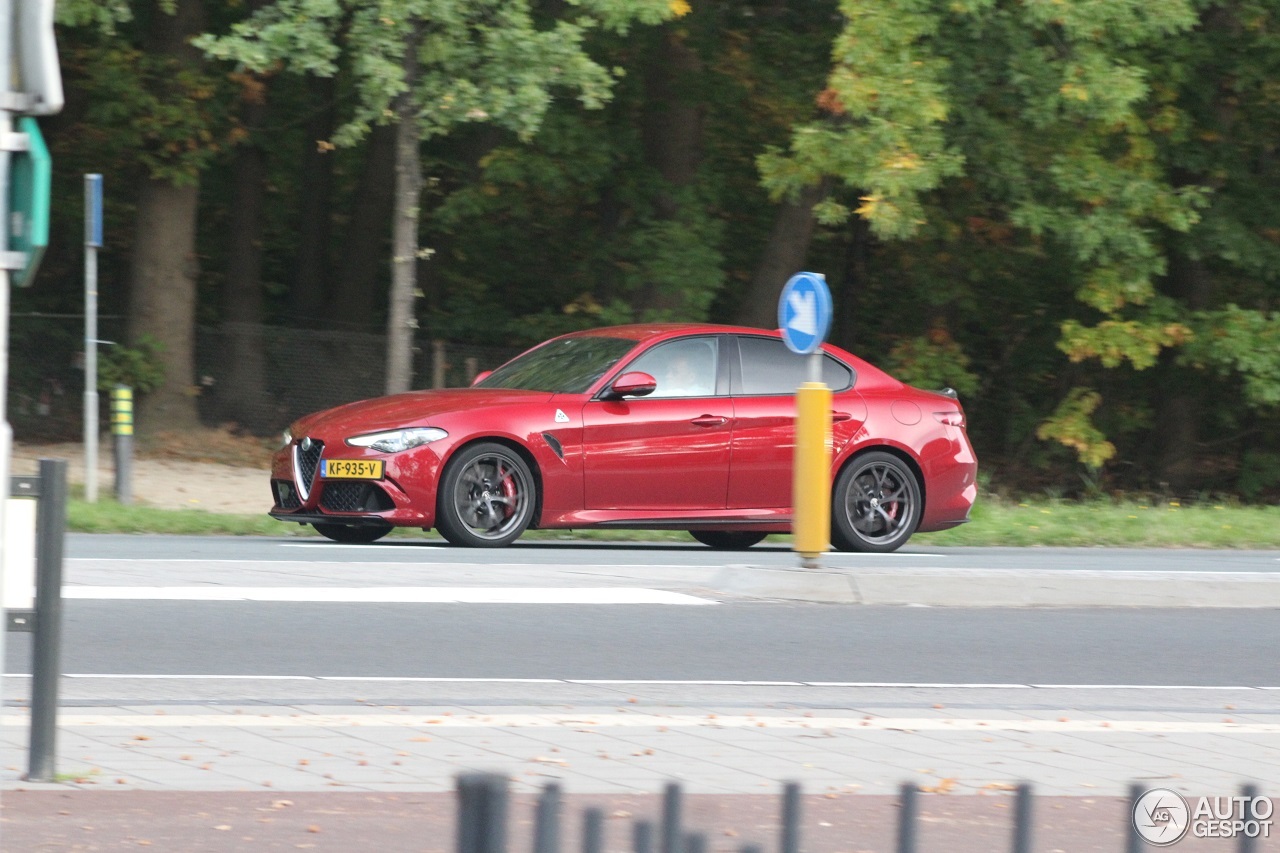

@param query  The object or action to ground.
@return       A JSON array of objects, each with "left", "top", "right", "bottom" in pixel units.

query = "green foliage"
[
  {"left": 1184, "top": 305, "right": 1280, "bottom": 407},
  {"left": 1036, "top": 387, "right": 1116, "bottom": 468},
  {"left": 883, "top": 332, "right": 979, "bottom": 397},
  {"left": 98, "top": 336, "right": 166, "bottom": 395},
  {"left": 199, "top": 0, "right": 676, "bottom": 148}
]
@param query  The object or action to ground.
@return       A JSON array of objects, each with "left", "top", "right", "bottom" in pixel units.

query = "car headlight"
[
  {"left": 345, "top": 427, "right": 448, "bottom": 454},
  {"left": 281, "top": 429, "right": 293, "bottom": 448}
]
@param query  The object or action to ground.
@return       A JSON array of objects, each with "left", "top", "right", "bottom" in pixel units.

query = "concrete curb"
[{"left": 710, "top": 566, "right": 1280, "bottom": 607}]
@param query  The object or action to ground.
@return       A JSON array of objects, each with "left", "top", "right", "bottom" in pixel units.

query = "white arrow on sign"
[{"left": 787, "top": 289, "right": 817, "bottom": 336}]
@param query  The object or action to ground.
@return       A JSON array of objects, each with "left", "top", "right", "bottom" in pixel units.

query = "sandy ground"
[{"left": 12, "top": 442, "right": 269, "bottom": 515}]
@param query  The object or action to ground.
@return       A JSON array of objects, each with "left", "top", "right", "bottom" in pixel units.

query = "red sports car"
[{"left": 270, "top": 324, "right": 977, "bottom": 552}]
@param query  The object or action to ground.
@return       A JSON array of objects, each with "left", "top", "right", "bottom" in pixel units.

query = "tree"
[
  {"left": 761, "top": 0, "right": 1207, "bottom": 474},
  {"left": 201, "top": 0, "right": 678, "bottom": 394}
]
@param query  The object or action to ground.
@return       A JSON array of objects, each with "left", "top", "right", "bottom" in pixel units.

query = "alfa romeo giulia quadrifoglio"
[{"left": 269, "top": 324, "right": 977, "bottom": 552}]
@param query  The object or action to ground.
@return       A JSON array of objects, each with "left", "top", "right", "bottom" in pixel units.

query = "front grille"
[
  {"left": 273, "top": 480, "right": 301, "bottom": 510},
  {"left": 294, "top": 440, "right": 324, "bottom": 498},
  {"left": 320, "top": 482, "right": 395, "bottom": 513}
]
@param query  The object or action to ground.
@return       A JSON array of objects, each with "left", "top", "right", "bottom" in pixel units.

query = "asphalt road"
[{"left": 6, "top": 534, "right": 1280, "bottom": 706}]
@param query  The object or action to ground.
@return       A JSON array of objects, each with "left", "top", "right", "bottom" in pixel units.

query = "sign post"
[
  {"left": 778, "top": 272, "right": 834, "bottom": 568},
  {"left": 84, "top": 175, "right": 103, "bottom": 501}
]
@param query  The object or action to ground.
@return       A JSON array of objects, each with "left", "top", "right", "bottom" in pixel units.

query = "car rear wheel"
[
  {"left": 312, "top": 522, "right": 392, "bottom": 544},
  {"left": 436, "top": 443, "right": 536, "bottom": 547},
  {"left": 831, "top": 451, "right": 921, "bottom": 553},
  {"left": 689, "top": 531, "right": 767, "bottom": 550}
]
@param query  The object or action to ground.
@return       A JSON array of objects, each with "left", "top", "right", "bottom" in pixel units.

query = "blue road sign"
[
  {"left": 778, "top": 272, "right": 832, "bottom": 355},
  {"left": 85, "top": 174, "right": 103, "bottom": 247}
]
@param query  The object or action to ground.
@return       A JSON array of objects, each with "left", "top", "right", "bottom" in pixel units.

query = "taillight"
[{"left": 934, "top": 411, "right": 965, "bottom": 428}]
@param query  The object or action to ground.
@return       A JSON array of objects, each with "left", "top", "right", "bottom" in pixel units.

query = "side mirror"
[
  {"left": 471, "top": 370, "right": 493, "bottom": 387},
  {"left": 607, "top": 371, "right": 657, "bottom": 399}
]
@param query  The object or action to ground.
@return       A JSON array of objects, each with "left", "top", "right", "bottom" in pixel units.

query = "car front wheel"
[
  {"left": 435, "top": 443, "right": 536, "bottom": 547},
  {"left": 831, "top": 451, "right": 922, "bottom": 553},
  {"left": 312, "top": 522, "right": 392, "bottom": 544}
]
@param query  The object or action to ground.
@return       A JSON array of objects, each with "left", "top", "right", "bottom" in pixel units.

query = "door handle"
[
  {"left": 832, "top": 411, "right": 853, "bottom": 423},
  {"left": 690, "top": 415, "right": 727, "bottom": 427}
]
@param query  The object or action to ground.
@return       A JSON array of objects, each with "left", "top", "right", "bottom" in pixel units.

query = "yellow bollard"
[
  {"left": 110, "top": 385, "right": 133, "bottom": 435},
  {"left": 792, "top": 381, "right": 833, "bottom": 565}
]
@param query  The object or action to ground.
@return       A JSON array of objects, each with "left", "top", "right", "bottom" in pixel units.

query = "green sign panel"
[{"left": 9, "top": 117, "right": 52, "bottom": 287}]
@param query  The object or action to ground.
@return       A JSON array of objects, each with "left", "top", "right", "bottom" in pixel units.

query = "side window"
[
  {"left": 625, "top": 338, "right": 719, "bottom": 398},
  {"left": 736, "top": 336, "right": 853, "bottom": 395}
]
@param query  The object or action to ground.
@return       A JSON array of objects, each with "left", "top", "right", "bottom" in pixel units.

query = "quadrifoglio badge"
[{"left": 1133, "top": 788, "right": 1273, "bottom": 845}]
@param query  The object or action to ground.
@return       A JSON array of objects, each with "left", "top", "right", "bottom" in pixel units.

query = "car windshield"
[{"left": 476, "top": 335, "right": 638, "bottom": 393}]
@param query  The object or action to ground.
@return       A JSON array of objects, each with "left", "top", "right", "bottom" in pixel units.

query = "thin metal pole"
[
  {"left": 1125, "top": 784, "right": 1144, "bottom": 853},
  {"left": 533, "top": 782, "right": 561, "bottom": 853},
  {"left": 0, "top": 3, "right": 17, "bottom": 842},
  {"left": 781, "top": 782, "right": 801, "bottom": 853},
  {"left": 632, "top": 820, "right": 654, "bottom": 853},
  {"left": 83, "top": 241, "right": 97, "bottom": 501},
  {"left": 661, "top": 782, "right": 683, "bottom": 853},
  {"left": 896, "top": 783, "right": 918, "bottom": 853},
  {"left": 27, "top": 457, "right": 66, "bottom": 782},
  {"left": 1239, "top": 784, "right": 1260, "bottom": 853},
  {"left": 1012, "top": 783, "right": 1033, "bottom": 853},
  {"left": 456, "top": 773, "right": 508, "bottom": 853},
  {"left": 582, "top": 808, "right": 604, "bottom": 853}
]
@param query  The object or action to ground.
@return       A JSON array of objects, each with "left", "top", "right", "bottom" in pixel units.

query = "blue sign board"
[
  {"left": 777, "top": 272, "right": 832, "bottom": 355},
  {"left": 85, "top": 174, "right": 103, "bottom": 248}
]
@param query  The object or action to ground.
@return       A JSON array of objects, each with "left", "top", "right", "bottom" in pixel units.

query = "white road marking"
[
  {"left": 61, "top": 586, "right": 716, "bottom": 605},
  {"left": 4, "top": 674, "right": 1277, "bottom": 690},
  {"left": 2, "top": 711, "right": 1274, "bottom": 734}
]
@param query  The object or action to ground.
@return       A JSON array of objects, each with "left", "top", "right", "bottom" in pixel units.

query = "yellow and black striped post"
[{"left": 110, "top": 385, "right": 133, "bottom": 504}]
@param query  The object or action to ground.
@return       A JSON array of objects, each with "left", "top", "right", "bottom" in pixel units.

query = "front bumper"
[{"left": 269, "top": 438, "right": 443, "bottom": 528}]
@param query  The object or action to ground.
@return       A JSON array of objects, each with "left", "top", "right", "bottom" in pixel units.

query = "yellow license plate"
[{"left": 321, "top": 459, "right": 385, "bottom": 479}]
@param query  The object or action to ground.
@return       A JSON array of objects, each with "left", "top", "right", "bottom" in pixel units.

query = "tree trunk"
[
  {"left": 1156, "top": 252, "right": 1212, "bottom": 491},
  {"left": 385, "top": 26, "right": 424, "bottom": 395},
  {"left": 126, "top": 0, "right": 206, "bottom": 434},
  {"left": 218, "top": 79, "right": 272, "bottom": 432},
  {"left": 128, "top": 178, "right": 201, "bottom": 432},
  {"left": 635, "top": 27, "right": 704, "bottom": 316},
  {"left": 733, "top": 182, "right": 827, "bottom": 329},
  {"left": 290, "top": 76, "right": 338, "bottom": 326},
  {"left": 328, "top": 124, "right": 397, "bottom": 329}
]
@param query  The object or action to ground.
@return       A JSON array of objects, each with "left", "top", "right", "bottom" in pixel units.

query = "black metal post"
[
  {"left": 1012, "top": 783, "right": 1033, "bottom": 853},
  {"left": 582, "top": 807, "right": 604, "bottom": 853},
  {"left": 1239, "top": 784, "right": 1261, "bottom": 853},
  {"left": 781, "top": 782, "right": 801, "bottom": 853},
  {"left": 534, "top": 782, "right": 561, "bottom": 853},
  {"left": 1125, "top": 784, "right": 1144, "bottom": 853},
  {"left": 661, "top": 782, "right": 683, "bottom": 853},
  {"left": 27, "top": 458, "right": 66, "bottom": 783},
  {"left": 456, "top": 773, "right": 508, "bottom": 853},
  {"left": 633, "top": 820, "right": 654, "bottom": 853},
  {"left": 896, "top": 783, "right": 918, "bottom": 853}
]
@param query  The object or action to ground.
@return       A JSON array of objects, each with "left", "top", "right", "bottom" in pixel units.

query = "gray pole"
[
  {"left": 28, "top": 458, "right": 66, "bottom": 782},
  {"left": 83, "top": 174, "right": 101, "bottom": 502},
  {"left": 0, "top": 0, "right": 17, "bottom": 825}
]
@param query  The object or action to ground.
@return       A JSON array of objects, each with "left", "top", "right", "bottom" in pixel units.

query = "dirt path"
[{"left": 12, "top": 442, "right": 268, "bottom": 515}]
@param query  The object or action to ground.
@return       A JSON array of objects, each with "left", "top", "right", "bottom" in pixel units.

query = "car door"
[
  {"left": 581, "top": 336, "right": 731, "bottom": 511},
  {"left": 726, "top": 335, "right": 863, "bottom": 509}
]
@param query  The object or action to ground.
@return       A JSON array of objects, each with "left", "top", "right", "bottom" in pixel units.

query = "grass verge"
[{"left": 65, "top": 495, "right": 1280, "bottom": 548}]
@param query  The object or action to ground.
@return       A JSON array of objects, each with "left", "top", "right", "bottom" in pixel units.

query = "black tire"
[
  {"left": 831, "top": 451, "right": 922, "bottom": 553},
  {"left": 312, "top": 522, "right": 392, "bottom": 544},
  {"left": 689, "top": 531, "right": 767, "bottom": 550},
  {"left": 435, "top": 442, "right": 536, "bottom": 547}
]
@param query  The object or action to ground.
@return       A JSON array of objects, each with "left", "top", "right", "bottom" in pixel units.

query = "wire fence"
[
  {"left": 457, "top": 774, "right": 1269, "bottom": 853},
  {"left": 7, "top": 315, "right": 523, "bottom": 439}
]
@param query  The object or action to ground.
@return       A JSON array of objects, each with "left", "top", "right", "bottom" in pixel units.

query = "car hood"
[{"left": 292, "top": 388, "right": 556, "bottom": 437}]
